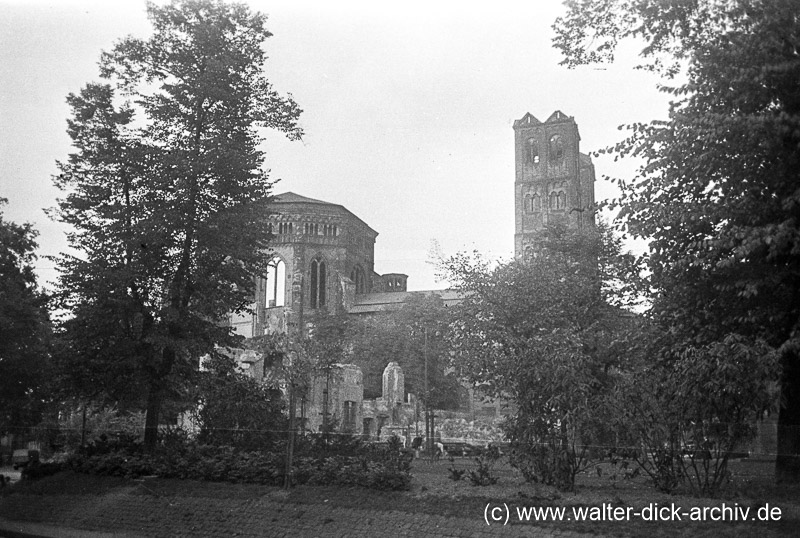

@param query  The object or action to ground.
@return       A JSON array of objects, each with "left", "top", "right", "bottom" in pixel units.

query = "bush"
[
  {"left": 468, "top": 445, "right": 500, "bottom": 487},
  {"left": 49, "top": 406, "right": 145, "bottom": 452},
  {"left": 21, "top": 462, "right": 64, "bottom": 481},
  {"left": 614, "top": 335, "right": 779, "bottom": 496},
  {"left": 63, "top": 428, "right": 411, "bottom": 490},
  {"left": 194, "top": 354, "right": 287, "bottom": 452}
]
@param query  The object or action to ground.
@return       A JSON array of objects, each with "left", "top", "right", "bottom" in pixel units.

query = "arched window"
[
  {"left": 264, "top": 258, "right": 286, "bottom": 307},
  {"left": 549, "top": 135, "right": 564, "bottom": 162},
  {"left": 524, "top": 194, "right": 532, "bottom": 214},
  {"left": 350, "top": 265, "right": 366, "bottom": 294},
  {"left": 526, "top": 138, "right": 539, "bottom": 164},
  {"left": 310, "top": 258, "right": 327, "bottom": 309},
  {"left": 532, "top": 193, "right": 540, "bottom": 212},
  {"left": 549, "top": 189, "right": 567, "bottom": 210}
]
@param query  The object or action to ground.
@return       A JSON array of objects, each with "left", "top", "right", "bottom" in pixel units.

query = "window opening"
[
  {"left": 549, "top": 135, "right": 564, "bottom": 162},
  {"left": 265, "top": 258, "right": 286, "bottom": 307},
  {"left": 310, "top": 259, "right": 327, "bottom": 308},
  {"left": 526, "top": 138, "right": 539, "bottom": 164},
  {"left": 343, "top": 401, "right": 357, "bottom": 431}
]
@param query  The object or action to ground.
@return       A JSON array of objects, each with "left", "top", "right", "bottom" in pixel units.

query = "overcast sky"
[{"left": 0, "top": 0, "right": 669, "bottom": 291}]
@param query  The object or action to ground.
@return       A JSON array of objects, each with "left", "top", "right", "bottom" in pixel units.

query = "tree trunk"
[
  {"left": 143, "top": 382, "right": 162, "bottom": 452},
  {"left": 776, "top": 348, "right": 800, "bottom": 482}
]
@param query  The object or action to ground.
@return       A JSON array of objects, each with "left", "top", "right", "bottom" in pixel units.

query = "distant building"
[
  {"left": 228, "top": 111, "right": 598, "bottom": 439},
  {"left": 513, "top": 110, "right": 596, "bottom": 257}
]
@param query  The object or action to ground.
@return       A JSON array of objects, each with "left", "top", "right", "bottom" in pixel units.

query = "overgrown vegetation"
[
  {"left": 555, "top": 0, "right": 800, "bottom": 483},
  {"left": 23, "top": 428, "right": 411, "bottom": 491},
  {"left": 443, "top": 225, "right": 636, "bottom": 492},
  {"left": 612, "top": 335, "right": 779, "bottom": 495}
]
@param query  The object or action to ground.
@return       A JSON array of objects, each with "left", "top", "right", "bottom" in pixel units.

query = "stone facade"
[
  {"left": 299, "top": 360, "right": 418, "bottom": 440},
  {"left": 513, "top": 111, "right": 596, "bottom": 258},
  {"left": 228, "top": 112, "right": 599, "bottom": 439},
  {"left": 228, "top": 192, "right": 410, "bottom": 340},
  {"left": 302, "top": 363, "right": 363, "bottom": 433}
]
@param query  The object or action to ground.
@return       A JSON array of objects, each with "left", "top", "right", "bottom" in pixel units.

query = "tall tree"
[
  {"left": 53, "top": 0, "right": 302, "bottom": 449},
  {"left": 442, "top": 225, "right": 635, "bottom": 490},
  {"left": 554, "top": 0, "right": 800, "bottom": 480},
  {"left": 0, "top": 199, "right": 50, "bottom": 435}
]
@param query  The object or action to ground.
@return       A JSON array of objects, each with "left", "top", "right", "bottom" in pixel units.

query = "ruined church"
[{"left": 229, "top": 111, "right": 596, "bottom": 439}]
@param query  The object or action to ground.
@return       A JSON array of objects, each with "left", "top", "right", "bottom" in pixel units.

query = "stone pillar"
[{"left": 382, "top": 362, "right": 404, "bottom": 405}]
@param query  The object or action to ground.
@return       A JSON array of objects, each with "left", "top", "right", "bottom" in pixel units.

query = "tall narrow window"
[
  {"left": 350, "top": 265, "right": 366, "bottom": 294},
  {"left": 310, "top": 259, "right": 327, "bottom": 309},
  {"left": 343, "top": 401, "right": 356, "bottom": 432},
  {"left": 549, "top": 134, "right": 564, "bottom": 162},
  {"left": 526, "top": 138, "right": 539, "bottom": 164},
  {"left": 549, "top": 189, "right": 567, "bottom": 210},
  {"left": 265, "top": 258, "right": 285, "bottom": 307}
]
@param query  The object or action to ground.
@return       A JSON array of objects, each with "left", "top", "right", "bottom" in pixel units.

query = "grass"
[{"left": 2, "top": 457, "right": 799, "bottom": 537}]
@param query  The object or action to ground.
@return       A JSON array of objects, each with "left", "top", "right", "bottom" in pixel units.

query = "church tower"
[{"left": 513, "top": 111, "right": 596, "bottom": 257}]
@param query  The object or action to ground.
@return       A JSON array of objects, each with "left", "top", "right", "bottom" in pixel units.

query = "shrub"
[
  {"left": 614, "top": 335, "right": 779, "bottom": 495},
  {"left": 21, "top": 462, "right": 64, "bottom": 481},
  {"left": 194, "top": 354, "right": 287, "bottom": 452},
  {"left": 64, "top": 428, "right": 410, "bottom": 490},
  {"left": 468, "top": 445, "right": 500, "bottom": 487}
]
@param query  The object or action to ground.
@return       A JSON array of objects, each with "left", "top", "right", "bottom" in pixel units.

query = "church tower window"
[
  {"left": 549, "top": 134, "right": 564, "bottom": 162},
  {"left": 310, "top": 259, "right": 327, "bottom": 309},
  {"left": 526, "top": 138, "right": 539, "bottom": 164},
  {"left": 549, "top": 188, "right": 567, "bottom": 210}
]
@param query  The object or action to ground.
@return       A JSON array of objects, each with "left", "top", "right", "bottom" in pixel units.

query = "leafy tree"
[
  {"left": 0, "top": 199, "right": 51, "bottom": 435},
  {"left": 194, "top": 354, "right": 286, "bottom": 450},
  {"left": 347, "top": 294, "right": 461, "bottom": 410},
  {"left": 443, "top": 225, "right": 635, "bottom": 490},
  {"left": 554, "top": 0, "right": 800, "bottom": 481},
  {"left": 52, "top": 0, "right": 302, "bottom": 450}
]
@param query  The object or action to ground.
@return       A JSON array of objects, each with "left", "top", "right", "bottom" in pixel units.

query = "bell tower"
[{"left": 513, "top": 111, "right": 596, "bottom": 258}]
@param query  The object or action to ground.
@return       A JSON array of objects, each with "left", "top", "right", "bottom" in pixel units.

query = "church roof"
[
  {"left": 513, "top": 112, "right": 542, "bottom": 128},
  {"left": 545, "top": 110, "right": 573, "bottom": 123},
  {"left": 272, "top": 192, "right": 334, "bottom": 205},
  {"left": 270, "top": 191, "right": 378, "bottom": 236},
  {"left": 349, "top": 289, "right": 462, "bottom": 314}
]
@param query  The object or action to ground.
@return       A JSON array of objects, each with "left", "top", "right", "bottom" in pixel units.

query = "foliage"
[
  {"left": 346, "top": 293, "right": 462, "bottom": 408},
  {"left": 51, "top": 0, "right": 302, "bottom": 449},
  {"left": 614, "top": 335, "right": 779, "bottom": 495},
  {"left": 42, "top": 405, "right": 145, "bottom": 453},
  {"left": 58, "top": 428, "right": 410, "bottom": 490},
  {"left": 447, "top": 464, "right": 466, "bottom": 481},
  {"left": 467, "top": 445, "right": 501, "bottom": 487},
  {"left": 21, "top": 462, "right": 64, "bottom": 481},
  {"left": 554, "top": 0, "right": 800, "bottom": 481},
  {"left": 443, "top": 224, "right": 637, "bottom": 490},
  {"left": 193, "top": 354, "right": 286, "bottom": 451},
  {"left": 0, "top": 199, "right": 51, "bottom": 435}
]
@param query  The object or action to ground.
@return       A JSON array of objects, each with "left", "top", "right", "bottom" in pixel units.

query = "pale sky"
[{"left": 0, "top": 0, "right": 669, "bottom": 291}]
